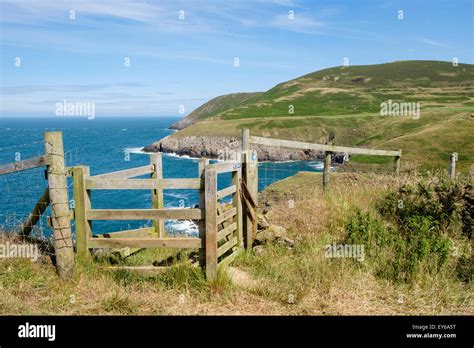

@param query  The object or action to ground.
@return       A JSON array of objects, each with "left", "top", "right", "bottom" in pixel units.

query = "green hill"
[
  {"left": 170, "top": 92, "right": 262, "bottom": 130},
  {"left": 163, "top": 60, "right": 474, "bottom": 171}
]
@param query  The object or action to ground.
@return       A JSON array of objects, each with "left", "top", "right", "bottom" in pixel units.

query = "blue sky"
[{"left": 0, "top": 0, "right": 472, "bottom": 117}]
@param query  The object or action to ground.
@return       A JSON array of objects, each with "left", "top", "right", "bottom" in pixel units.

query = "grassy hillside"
[
  {"left": 170, "top": 92, "right": 262, "bottom": 129},
  {"left": 2, "top": 172, "right": 471, "bottom": 315},
  {"left": 167, "top": 60, "right": 474, "bottom": 171}
]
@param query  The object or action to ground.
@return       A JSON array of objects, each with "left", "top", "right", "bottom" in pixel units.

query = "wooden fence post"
[
  {"left": 323, "top": 151, "right": 332, "bottom": 192},
  {"left": 449, "top": 152, "right": 457, "bottom": 178},
  {"left": 150, "top": 153, "right": 165, "bottom": 237},
  {"left": 242, "top": 150, "right": 258, "bottom": 249},
  {"left": 198, "top": 158, "right": 209, "bottom": 267},
  {"left": 393, "top": 150, "right": 401, "bottom": 176},
  {"left": 242, "top": 128, "right": 250, "bottom": 151},
  {"left": 72, "top": 165, "right": 92, "bottom": 257},
  {"left": 204, "top": 168, "right": 218, "bottom": 280},
  {"left": 44, "top": 131, "right": 75, "bottom": 280},
  {"left": 233, "top": 165, "right": 243, "bottom": 248}
]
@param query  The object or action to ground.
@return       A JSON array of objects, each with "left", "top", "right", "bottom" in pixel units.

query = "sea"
[{"left": 0, "top": 117, "right": 323, "bottom": 238}]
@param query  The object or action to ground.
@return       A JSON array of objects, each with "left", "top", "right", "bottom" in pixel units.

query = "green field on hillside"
[{"left": 167, "top": 61, "right": 474, "bottom": 172}]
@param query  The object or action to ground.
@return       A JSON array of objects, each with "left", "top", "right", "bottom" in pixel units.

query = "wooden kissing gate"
[
  {"left": 72, "top": 153, "right": 258, "bottom": 280},
  {"left": 0, "top": 131, "right": 259, "bottom": 281}
]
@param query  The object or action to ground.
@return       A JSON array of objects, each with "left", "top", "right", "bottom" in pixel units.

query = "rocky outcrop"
[
  {"left": 144, "top": 135, "right": 335, "bottom": 161},
  {"left": 169, "top": 118, "right": 195, "bottom": 131},
  {"left": 252, "top": 213, "right": 295, "bottom": 254}
]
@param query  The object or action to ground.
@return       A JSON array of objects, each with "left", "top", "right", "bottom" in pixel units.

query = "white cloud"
[{"left": 419, "top": 38, "right": 455, "bottom": 49}]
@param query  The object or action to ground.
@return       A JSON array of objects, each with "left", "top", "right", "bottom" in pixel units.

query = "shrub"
[
  {"left": 345, "top": 173, "right": 472, "bottom": 283},
  {"left": 377, "top": 173, "right": 472, "bottom": 238}
]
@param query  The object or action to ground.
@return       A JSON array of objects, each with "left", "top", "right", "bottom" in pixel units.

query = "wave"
[
  {"left": 124, "top": 147, "right": 146, "bottom": 154},
  {"left": 164, "top": 192, "right": 192, "bottom": 200},
  {"left": 163, "top": 152, "right": 200, "bottom": 161},
  {"left": 308, "top": 162, "right": 324, "bottom": 170},
  {"left": 166, "top": 219, "right": 198, "bottom": 236}
]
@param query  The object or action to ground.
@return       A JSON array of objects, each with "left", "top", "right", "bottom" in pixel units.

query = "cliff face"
[{"left": 143, "top": 135, "right": 325, "bottom": 161}]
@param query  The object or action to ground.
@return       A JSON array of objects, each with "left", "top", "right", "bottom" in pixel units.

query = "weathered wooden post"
[
  {"left": 323, "top": 151, "right": 332, "bottom": 192},
  {"left": 241, "top": 129, "right": 258, "bottom": 249},
  {"left": 241, "top": 150, "right": 258, "bottom": 249},
  {"left": 72, "top": 165, "right": 92, "bottom": 257},
  {"left": 198, "top": 158, "right": 209, "bottom": 267},
  {"left": 44, "top": 131, "right": 75, "bottom": 279},
  {"left": 204, "top": 167, "right": 218, "bottom": 280},
  {"left": 449, "top": 152, "right": 457, "bottom": 178},
  {"left": 242, "top": 128, "right": 250, "bottom": 152},
  {"left": 393, "top": 150, "right": 401, "bottom": 176},
  {"left": 150, "top": 153, "right": 165, "bottom": 237},
  {"left": 232, "top": 165, "right": 243, "bottom": 248}
]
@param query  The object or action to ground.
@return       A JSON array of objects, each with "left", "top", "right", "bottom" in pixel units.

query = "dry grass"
[{"left": 0, "top": 172, "right": 472, "bottom": 315}]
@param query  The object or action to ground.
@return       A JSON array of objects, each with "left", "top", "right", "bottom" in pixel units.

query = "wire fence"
[
  {"left": 255, "top": 145, "right": 395, "bottom": 207},
  {"left": 0, "top": 142, "right": 85, "bottom": 258}
]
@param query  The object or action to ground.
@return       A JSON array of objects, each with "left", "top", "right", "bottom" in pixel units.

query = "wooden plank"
[
  {"left": 100, "top": 227, "right": 154, "bottom": 238},
  {"left": 241, "top": 180, "right": 258, "bottom": 208},
  {"left": 242, "top": 150, "right": 258, "bottom": 249},
  {"left": 0, "top": 155, "right": 50, "bottom": 175},
  {"left": 20, "top": 187, "right": 50, "bottom": 236},
  {"left": 216, "top": 207, "right": 236, "bottom": 225},
  {"left": 217, "top": 237, "right": 237, "bottom": 258},
  {"left": 233, "top": 167, "right": 243, "bottom": 248},
  {"left": 205, "top": 168, "right": 218, "bottom": 280},
  {"left": 449, "top": 152, "right": 456, "bottom": 178},
  {"left": 217, "top": 222, "right": 237, "bottom": 241},
  {"left": 217, "top": 204, "right": 229, "bottom": 228},
  {"left": 150, "top": 153, "right": 165, "bottom": 237},
  {"left": 249, "top": 135, "right": 401, "bottom": 157},
  {"left": 44, "top": 131, "right": 74, "bottom": 280},
  {"left": 394, "top": 152, "right": 402, "bottom": 176},
  {"left": 242, "top": 128, "right": 250, "bottom": 151},
  {"left": 88, "top": 237, "right": 202, "bottom": 249},
  {"left": 91, "top": 165, "right": 153, "bottom": 179},
  {"left": 157, "top": 178, "right": 202, "bottom": 189},
  {"left": 197, "top": 158, "right": 209, "bottom": 268},
  {"left": 86, "top": 178, "right": 202, "bottom": 190},
  {"left": 217, "top": 185, "right": 236, "bottom": 200},
  {"left": 106, "top": 266, "right": 168, "bottom": 274},
  {"left": 87, "top": 208, "right": 204, "bottom": 220},
  {"left": 323, "top": 151, "right": 332, "bottom": 192},
  {"left": 218, "top": 249, "right": 240, "bottom": 268},
  {"left": 85, "top": 178, "right": 155, "bottom": 190},
  {"left": 72, "top": 166, "right": 92, "bottom": 257},
  {"left": 206, "top": 162, "right": 241, "bottom": 174},
  {"left": 94, "top": 227, "right": 153, "bottom": 258},
  {"left": 241, "top": 192, "right": 256, "bottom": 223}
]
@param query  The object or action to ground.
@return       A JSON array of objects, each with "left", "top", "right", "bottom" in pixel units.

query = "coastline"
[{"left": 144, "top": 133, "right": 345, "bottom": 162}]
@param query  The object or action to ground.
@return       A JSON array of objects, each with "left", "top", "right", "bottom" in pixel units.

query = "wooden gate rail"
[
  {"left": 92, "top": 164, "right": 154, "bottom": 180},
  {"left": 73, "top": 163, "right": 206, "bottom": 256},
  {"left": 0, "top": 154, "right": 51, "bottom": 175},
  {"left": 204, "top": 161, "right": 243, "bottom": 280},
  {"left": 243, "top": 129, "right": 401, "bottom": 192}
]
